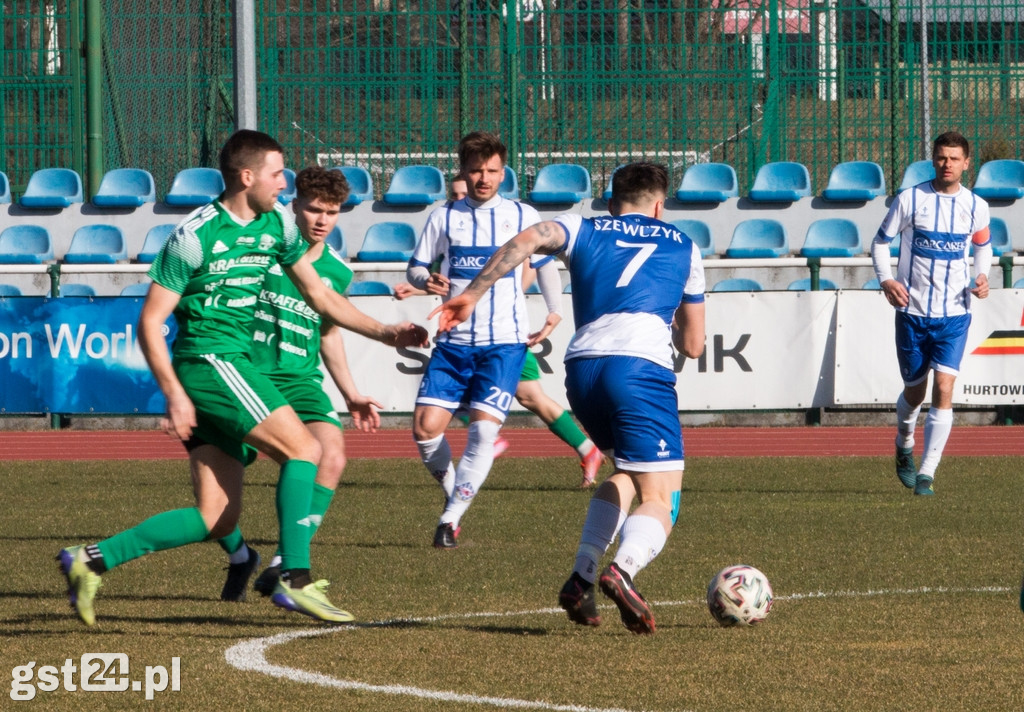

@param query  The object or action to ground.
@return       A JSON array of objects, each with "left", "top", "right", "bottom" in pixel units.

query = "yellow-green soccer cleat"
[
  {"left": 913, "top": 475, "right": 935, "bottom": 496},
  {"left": 271, "top": 578, "right": 354, "bottom": 623},
  {"left": 56, "top": 545, "right": 102, "bottom": 626}
]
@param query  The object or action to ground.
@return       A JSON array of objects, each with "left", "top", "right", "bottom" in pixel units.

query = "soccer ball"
[{"left": 706, "top": 565, "right": 773, "bottom": 627}]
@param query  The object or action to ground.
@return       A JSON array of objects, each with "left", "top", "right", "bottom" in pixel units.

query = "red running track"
[{"left": 0, "top": 426, "right": 1021, "bottom": 460}]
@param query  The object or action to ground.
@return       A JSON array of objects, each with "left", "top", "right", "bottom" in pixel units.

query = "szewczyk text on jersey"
[
  {"left": 250, "top": 243, "right": 353, "bottom": 386},
  {"left": 553, "top": 212, "right": 706, "bottom": 369},
  {"left": 148, "top": 201, "right": 306, "bottom": 358},
  {"left": 409, "top": 195, "right": 541, "bottom": 346},
  {"left": 875, "top": 182, "right": 990, "bottom": 318}
]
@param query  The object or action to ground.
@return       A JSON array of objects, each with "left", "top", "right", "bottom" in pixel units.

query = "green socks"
[
  {"left": 271, "top": 482, "right": 335, "bottom": 559},
  {"left": 277, "top": 459, "right": 318, "bottom": 571},
  {"left": 96, "top": 507, "right": 210, "bottom": 570},
  {"left": 218, "top": 526, "right": 245, "bottom": 556},
  {"left": 549, "top": 410, "right": 588, "bottom": 451}
]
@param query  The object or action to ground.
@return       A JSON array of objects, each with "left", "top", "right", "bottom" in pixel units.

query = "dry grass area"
[{"left": 3, "top": 453, "right": 1022, "bottom": 710}]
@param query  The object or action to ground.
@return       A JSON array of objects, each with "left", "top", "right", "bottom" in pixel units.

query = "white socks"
[
  {"left": 613, "top": 515, "right": 668, "bottom": 580},
  {"left": 416, "top": 434, "right": 455, "bottom": 498},
  {"left": 572, "top": 498, "right": 627, "bottom": 583},
  {"left": 440, "top": 420, "right": 501, "bottom": 527},
  {"left": 896, "top": 392, "right": 922, "bottom": 449},
  {"left": 919, "top": 407, "right": 953, "bottom": 478}
]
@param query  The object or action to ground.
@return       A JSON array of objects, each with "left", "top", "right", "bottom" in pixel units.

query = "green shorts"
[
  {"left": 519, "top": 350, "right": 541, "bottom": 382},
  {"left": 175, "top": 353, "right": 290, "bottom": 464},
  {"left": 274, "top": 378, "right": 343, "bottom": 429}
]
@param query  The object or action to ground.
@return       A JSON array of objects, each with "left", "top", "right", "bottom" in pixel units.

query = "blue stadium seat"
[
  {"left": 787, "top": 277, "right": 839, "bottom": 291},
  {"left": 898, "top": 160, "right": 935, "bottom": 192},
  {"left": 529, "top": 163, "right": 591, "bottom": 203},
  {"left": 334, "top": 166, "right": 374, "bottom": 205},
  {"left": 137, "top": 224, "right": 176, "bottom": 263},
  {"left": 120, "top": 282, "right": 152, "bottom": 296},
  {"left": 725, "top": 219, "right": 789, "bottom": 258},
  {"left": 563, "top": 283, "right": 572, "bottom": 293},
  {"left": 888, "top": 234, "right": 901, "bottom": 257},
  {"left": 20, "top": 168, "right": 84, "bottom": 208},
  {"left": 383, "top": 165, "right": 446, "bottom": 205},
  {"left": 325, "top": 226, "right": 347, "bottom": 257},
  {"left": 0, "top": 171, "right": 11, "bottom": 204},
  {"left": 0, "top": 284, "right": 22, "bottom": 296},
  {"left": 821, "top": 161, "right": 886, "bottom": 201},
  {"left": 347, "top": 280, "right": 393, "bottom": 296},
  {"left": 499, "top": 166, "right": 520, "bottom": 200},
  {"left": 601, "top": 165, "right": 625, "bottom": 201},
  {"left": 800, "top": 218, "right": 862, "bottom": 258},
  {"left": 974, "top": 217, "right": 1011, "bottom": 256},
  {"left": 862, "top": 278, "right": 882, "bottom": 290},
  {"left": 53, "top": 283, "right": 96, "bottom": 297},
  {"left": 711, "top": 278, "right": 763, "bottom": 292},
  {"left": 675, "top": 163, "right": 739, "bottom": 203},
  {"left": 64, "top": 224, "right": 128, "bottom": 264},
  {"left": 748, "top": 162, "right": 812, "bottom": 202},
  {"left": 277, "top": 168, "right": 297, "bottom": 205},
  {"left": 971, "top": 159, "right": 1024, "bottom": 201},
  {"left": 1015, "top": 278, "right": 1024, "bottom": 288},
  {"left": 0, "top": 225, "right": 54, "bottom": 263},
  {"left": 669, "top": 219, "right": 714, "bottom": 258},
  {"left": 356, "top": 222, "right": 417, "bottom": 261},
  {"left": 92, "top": 168, "right": 156, "bottom": 207},
  {"left": 524, "top": 281, "right": 542, "bottom": 294},
  {"left": 165, "top": 167, "right": 224, "bottom": 206}
]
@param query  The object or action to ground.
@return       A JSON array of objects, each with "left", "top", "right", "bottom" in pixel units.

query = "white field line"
[{"left": 224, "top": 586, "right": 1013, "bottom": 712}]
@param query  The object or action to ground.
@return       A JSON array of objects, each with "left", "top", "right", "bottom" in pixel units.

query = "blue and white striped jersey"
[
  {"left": 873, "top": 182, "right": 990, "bottom": 318},
  {"left": 410, "top": 195, "right": 542, "bottom": 346},
  {"left": 552, "top": 212, "right": 706, "bottom": 369}
]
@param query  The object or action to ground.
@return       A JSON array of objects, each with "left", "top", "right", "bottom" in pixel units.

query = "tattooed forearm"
[{"left": 462, "top": 222, "right": 561, "bottom": 298}]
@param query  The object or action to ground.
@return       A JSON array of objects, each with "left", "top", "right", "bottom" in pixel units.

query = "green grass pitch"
[{"left": 4, "top": 454, "right": 1023, "bottom": 710}]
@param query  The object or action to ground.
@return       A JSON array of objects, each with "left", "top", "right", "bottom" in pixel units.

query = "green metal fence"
[{"left": 3, "top": 0, "right": 1024, "bottom": 199}]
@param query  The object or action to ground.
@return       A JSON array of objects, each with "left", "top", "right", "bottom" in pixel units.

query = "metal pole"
[
  {"left": 888, "top": 0, "right": 901, "bottom": 191},
  {"left": 68, "top": 0, "right": 84, "bottom": 186},
  {"left": 84, "top": 0, "right": 103, "bottom": 198},
  {"left": 233, "top": 0, "right": 258, "bottom": 130},
  {"left": 459, "top": 0, "right": 469, "bottom": 138},
  {"left": 919, "top": 0, "right": 930, "bottom": 157}
]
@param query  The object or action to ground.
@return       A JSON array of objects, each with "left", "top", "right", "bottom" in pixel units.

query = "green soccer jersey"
[
  {"left": 250, "top": 242, "right": 354, "bottom": 385},
  {"left": 148, "top": 201, "right": 305, "bottom": 358}
]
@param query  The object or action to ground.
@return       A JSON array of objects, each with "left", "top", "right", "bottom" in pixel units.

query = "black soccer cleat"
[
  {"left": 433, "top": 522, "right": 460, "bottom": 549},
  {"left": 252, "top": 563, "right": 281, "bottom": 598},
  {"left": 558, "top": 572, "right": 601, "bottom": 627},
  {"left": 598, "top": 562, "right": 656, "bottom": 635},
  {"left": 220, "top": 545, "right": 260, "bottom": 602}
]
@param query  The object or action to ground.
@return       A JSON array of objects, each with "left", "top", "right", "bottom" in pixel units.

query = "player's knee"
[{"left": 316, "top": 449, "right": 346, "bottom": 489}]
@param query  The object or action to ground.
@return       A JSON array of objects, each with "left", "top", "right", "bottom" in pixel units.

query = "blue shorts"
[
  {"left": 417, "top": 341, "right": 527, "bottom": 422},
  {"left": 894, "top": 312, "right": 972, "bottom": 386},
  {"left": 565, "top": 355, "right": 684, "bottom": 472}
]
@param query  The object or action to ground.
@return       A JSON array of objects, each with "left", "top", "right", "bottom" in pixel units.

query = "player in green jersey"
[
  {"left": 57, "top": 131, "right": 428, "bottom": 626},
  {"left": 214, "top": 166, "right": 384, "bottom": 599}
]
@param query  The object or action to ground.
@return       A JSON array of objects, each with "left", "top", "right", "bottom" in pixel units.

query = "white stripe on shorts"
[{"left": 204, "top": 354, "right": 272, "bottom": 423}]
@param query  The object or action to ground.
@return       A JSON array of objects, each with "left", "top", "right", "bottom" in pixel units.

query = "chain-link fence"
[{"left": 3, "top": 0, "right": 1023, "bottom": 198}]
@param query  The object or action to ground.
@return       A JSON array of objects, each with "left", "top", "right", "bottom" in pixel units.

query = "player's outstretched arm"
[
  {"left": 430, "top": 221, "right": 565, "bottom": 332},
  {"left": 320, "top": 326, "right": 382, "bottom": 432},
  {"left": 285, "top": 257, "right": 429, "bottom": 347},
  {"left": 138, "top": 283, "right": 197, "bottom": 440}
]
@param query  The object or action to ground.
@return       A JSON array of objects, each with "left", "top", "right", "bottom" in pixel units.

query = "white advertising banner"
[
  {"left": 333, "top": 291, "right": 838, "bottom": 413},
  {"left": 836, "top": 289, "right": 1024, "bottom": 405}
]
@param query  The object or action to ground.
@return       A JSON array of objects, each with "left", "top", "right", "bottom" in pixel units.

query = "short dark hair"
[
  {"left": 295, "top": 166, "right": 350, "bottom": 205},
  {"left": 219, "top": 130, "right": 284, "bottom": 185},
  {"left": 457, "top": 131, "right": 507, "bottom": 169},
  {"left": 610, "top": 162, "right": 669, "bottom": 206},
  {"left": 933, "top": 131, "right": 970, "bottom": 158}
]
